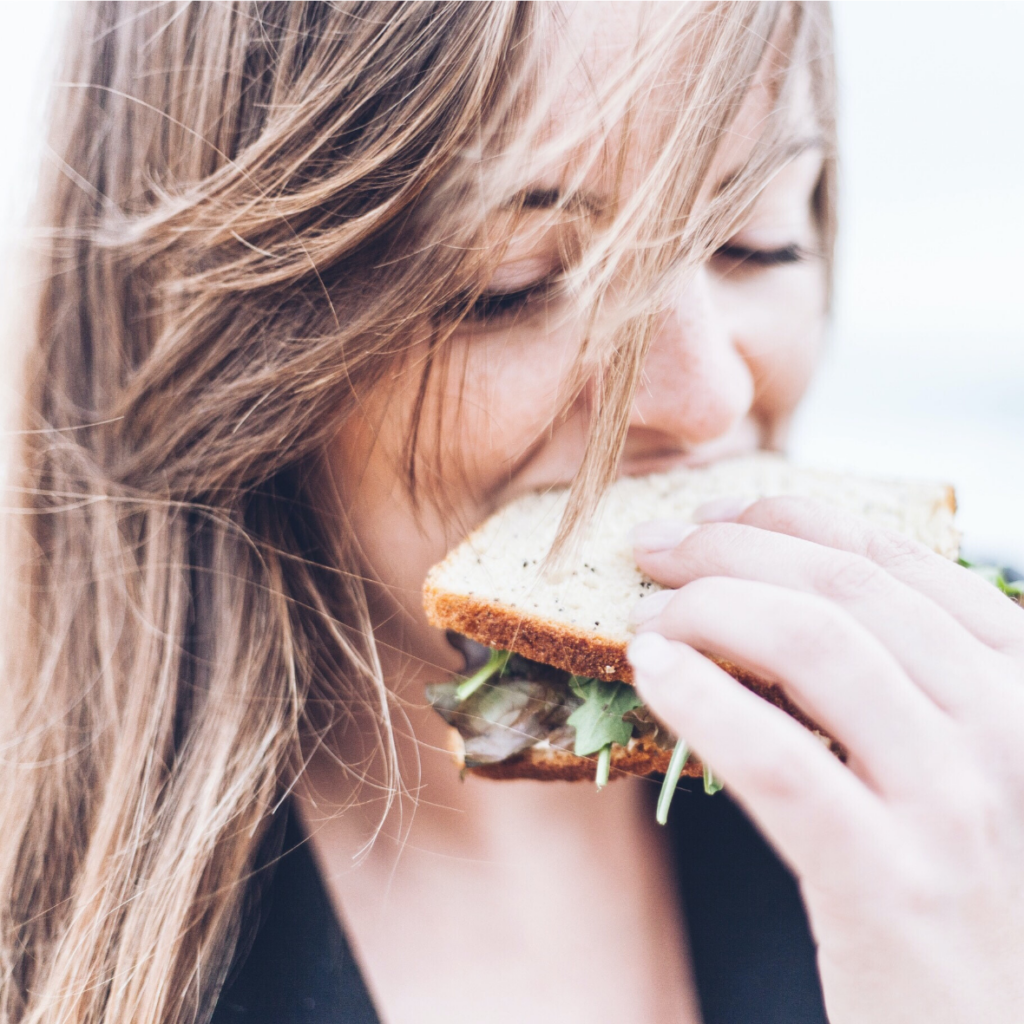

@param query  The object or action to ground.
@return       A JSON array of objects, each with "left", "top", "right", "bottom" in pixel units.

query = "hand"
[{"left": 625, "top": 497, "right": 1024, "bottom": 1024}]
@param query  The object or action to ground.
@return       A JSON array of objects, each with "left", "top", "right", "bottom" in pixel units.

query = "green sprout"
[
  {"left": 656, "top": 739, "right": 691, "bottom": 825},
  {"left": 703, "top": 762, "right": 723, "bottom": 795},
  {"left": 595, "top": 744, "right": 613, "bottom": 790},
  {"left": 455, "top": 648, "right": 511, "bottom": 702}
]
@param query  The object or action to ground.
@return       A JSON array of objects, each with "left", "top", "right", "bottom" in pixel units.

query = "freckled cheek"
[{"left": 440, "top": 324, "right": 583, "bottom": 493}]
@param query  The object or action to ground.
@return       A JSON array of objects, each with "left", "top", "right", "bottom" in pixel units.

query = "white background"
[
  {"left": 2, "top": 2, "right": 1022, "bottom": 565},
  {"left": 791, "top": 2, "right": 1024, "bottom": 569}
]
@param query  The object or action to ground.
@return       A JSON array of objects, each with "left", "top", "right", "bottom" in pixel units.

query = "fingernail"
[
  {"left": 629, "top": 519, "right": 698, "bottom": 553},
  {"left": 627, "top": 632, "right": 677, "bottom": 678},
  {"left": 692, "top": 496, "right": 755, "bottom": 523},
  {"left": 629, "top": 587, "right": 675, "bottom": 625}
]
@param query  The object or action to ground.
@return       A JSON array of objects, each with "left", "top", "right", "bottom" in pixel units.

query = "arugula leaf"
[
  {"left": 566, "top": 677, "right": 642, "bottom": 757},
  {"left": 455, "top": 648, "right": 511, "bottom": 702}
]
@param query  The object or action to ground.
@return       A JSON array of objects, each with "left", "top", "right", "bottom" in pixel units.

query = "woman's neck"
[{"left": 295, "top": 668, "right": 702, "bottom": 1024}]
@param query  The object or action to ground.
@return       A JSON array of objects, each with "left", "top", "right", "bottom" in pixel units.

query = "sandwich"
[{"left": 423, "top": 453, "right": 960, "bottom": 820}]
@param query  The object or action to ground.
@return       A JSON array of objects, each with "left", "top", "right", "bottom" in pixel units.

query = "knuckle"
[
  {"left": 771, "top": 597, "right": 852, "bottom": 665},
  {"left": 925, "top": 762, "right": 1004, "bottom": 858},
  {"left": 818, "top": 553, "right": 889, "bottom": 601},
  {"left": 864, "top": 528, "right": 931, "bottom": 575},
  {"left": 885, "top": 847, "right": 946, "bottom": 917},
  {"left": 684, "top": 522, "right": 749, "bottom": 568},
  {"left": 647, "top": 525, "right": 745, "bottom": 586},
  {"left": 751, "top": 494, "right": 819, "bottom": 533}
]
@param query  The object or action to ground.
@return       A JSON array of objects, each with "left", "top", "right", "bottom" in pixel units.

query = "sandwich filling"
[
  {"left": 426, "top": 640, "right": 712, "bottom": 818},
  {"left": 426, "top": 648, "right": 675, "bottom": 772}
]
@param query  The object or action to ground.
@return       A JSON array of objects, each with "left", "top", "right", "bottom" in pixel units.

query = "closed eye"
[
  {"left": 466, "top": 279, "right": 555, "bottom": 324},
  {"left": 713, "top": 243, "right": 808, "bottom": 267}
]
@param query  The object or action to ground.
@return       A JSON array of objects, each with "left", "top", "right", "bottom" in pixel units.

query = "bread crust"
[{"left": 423, "top": 586, "right": 634, "bottom": 682}]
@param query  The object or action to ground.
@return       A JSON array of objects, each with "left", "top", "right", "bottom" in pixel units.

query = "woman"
[{"left": 2, "top": 3, "right": 1021, "bottom": 1023}]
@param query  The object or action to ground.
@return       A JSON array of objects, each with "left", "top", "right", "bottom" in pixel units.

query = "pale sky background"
[{"left": 1, "top": 3, "right": 1022, "bottom": 565}]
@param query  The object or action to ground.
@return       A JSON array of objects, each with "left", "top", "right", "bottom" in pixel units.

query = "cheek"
[
  {"left": 716, "top": 263, "right": 827, "bottom": 419},
  {"left": 327, "top": 321, "right": 582, "bottom": 585},
  {"left": 438, "top": 319, "right": 584, "bottom": 500},
  {"left": 326, "top": 384, "right": 470, "bottom": 678}
]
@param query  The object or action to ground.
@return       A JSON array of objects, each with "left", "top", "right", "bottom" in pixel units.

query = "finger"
[
  {"left": 634, "top": 521, "right": 1013, "bottom": 717},
  {"left": 635, "top": 576, "right": 956, "bottom": 793},
  {"left": 733, "top": 496, "right": 1024, "bottom": 656},
  {"left": 628, "top": 632, "right": 888, "bottom": 888}
]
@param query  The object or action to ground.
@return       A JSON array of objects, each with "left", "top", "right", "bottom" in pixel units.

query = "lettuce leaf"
[{"left": 567, "top": 677, "right": 642, "bottom": 757}]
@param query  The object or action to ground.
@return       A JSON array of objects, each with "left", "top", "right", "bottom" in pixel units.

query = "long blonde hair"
[{"left": 0, "top": 3, "right": 835, "bottom": 1021}]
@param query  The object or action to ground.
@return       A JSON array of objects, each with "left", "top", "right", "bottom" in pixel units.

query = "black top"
[{"left": 212, "top": 782, "right": 827, "bottom": 1024}]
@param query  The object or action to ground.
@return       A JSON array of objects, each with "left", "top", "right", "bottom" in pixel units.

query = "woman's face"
[{"left": 329, "top": 10, "right": 828, "bottom": 688}]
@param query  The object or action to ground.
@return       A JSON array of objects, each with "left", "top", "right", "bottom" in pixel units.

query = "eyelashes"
[
  {"left": 468, "top": 282, "right": 551, "bottom": 322},
  {"left": 463, "top": 243, "right": 808, "bottom": 326},
  {"left": 712, "top": 242, "right": 809, "bottom": 267},
  {"left": 464, "top": 278, "right": 558, "bottom": 325}
]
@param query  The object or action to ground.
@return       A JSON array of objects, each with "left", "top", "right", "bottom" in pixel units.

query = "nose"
[{"left": 629, "top": 265, "right": 754, "bottom": 447}]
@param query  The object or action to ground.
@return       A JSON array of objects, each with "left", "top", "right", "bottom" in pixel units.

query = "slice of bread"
[{"left": 423, "top": 453, "right": 958, "bottom": 780}]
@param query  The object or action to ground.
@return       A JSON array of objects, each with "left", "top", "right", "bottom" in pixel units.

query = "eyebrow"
[
  {"left": 713, "top": 137, "right": 826, "bottom": 195},
  {"left": 513, "top": 139, "right": 824, "bottom": 212}
]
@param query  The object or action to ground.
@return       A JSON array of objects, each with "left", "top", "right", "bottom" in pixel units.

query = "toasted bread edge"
[{"left": 423, "top": 585, "right": 633, "bottom": 682}]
